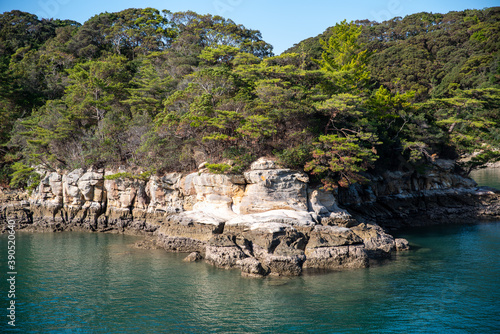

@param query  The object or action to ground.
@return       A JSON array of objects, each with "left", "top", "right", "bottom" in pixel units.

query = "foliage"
[
  {"left": 104, "top": 170, "right": 154, "bottom": 181},
  {"left": 0, "top": 7, "right": 499, "bottom": 191},
  {"left": 287, "top": 7, "right": 500, "bottom": 101},
  {"left": 205, "top": 163, "right": 231, "bottom": 174},
  {"left": 305, "top": 134, "right": 378, "bottom": 189},
  {"left": 9, "top": 162, "right": 40, "bottom": 193},
  {"left": 316, "top": 20, "right": 372, "bottom": 93},
  {"left": 459, "top": 150, "right": 500, "bottom": 175}
]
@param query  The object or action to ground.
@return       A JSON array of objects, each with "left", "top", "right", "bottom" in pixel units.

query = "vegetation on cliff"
[{"left": 1, "top": 7, "right": 499, "bottom": 189}]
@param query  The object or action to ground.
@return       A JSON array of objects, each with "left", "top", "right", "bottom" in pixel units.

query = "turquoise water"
[
  {"left": 1, "top": 225, "right": 499, "bottom": 333},
  {"left": 470, "top": 168, "right": 500, "bottom": 189},
  {"left": 0, "top": 170, "right": 499, "bottom": 333}
]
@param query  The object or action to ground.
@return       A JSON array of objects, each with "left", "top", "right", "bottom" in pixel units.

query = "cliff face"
[
  {"left": 1, "top": 158, "right": 499, "bottom": 277},
  {"left": 338, "top": 160, "right": 500, "bottom": 229}
]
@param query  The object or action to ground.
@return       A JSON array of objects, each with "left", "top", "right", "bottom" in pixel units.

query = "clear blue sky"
[{"left": 1, "top": 0, "right": 497, "bottom": 54}]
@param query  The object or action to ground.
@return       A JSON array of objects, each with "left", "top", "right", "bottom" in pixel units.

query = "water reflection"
[
  {"left": 470, "top": 168, "right": 500, "bottom": 189},
  {"left": 1, "top": 224, "right": 499, "bottom": 333}
]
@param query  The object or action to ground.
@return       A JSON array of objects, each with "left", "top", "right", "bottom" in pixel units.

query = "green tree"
[
  {"left": 305, "top": 134, "right": 378, "bottom": 189},
  {"left": 316, "top": 20, "right": 372, "bottom": 93}
]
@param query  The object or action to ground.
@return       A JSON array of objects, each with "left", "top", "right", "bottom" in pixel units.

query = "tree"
[
  {"left": 123, "top": 53, "right": 176, "bottom": 118},
  {"left": 316, "top": 20, "right": 372, "bottom": 93},
  {"left": 305, "top": 134, "right": 378, "bottom": 189}
]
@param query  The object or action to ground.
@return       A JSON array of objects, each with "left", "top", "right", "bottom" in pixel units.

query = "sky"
[{"left": 1, "top": 0, "right": 497, "bottom": 54}]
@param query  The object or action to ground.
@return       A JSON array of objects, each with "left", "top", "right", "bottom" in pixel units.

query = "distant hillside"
[{"left": 286, "top": 7, "right": 500, "bottom": 100}]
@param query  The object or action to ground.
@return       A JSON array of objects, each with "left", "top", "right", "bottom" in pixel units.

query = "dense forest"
[{"left": 0, "top": 7, "right": 499, "bottom": 190}]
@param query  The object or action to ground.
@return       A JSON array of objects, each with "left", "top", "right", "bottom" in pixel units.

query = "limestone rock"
[
  {"left": 134, "top": 239, "right": 161, "bottom": 250},
  {"left": 156, "top": 235, "right": 206, "bottom": 253},
  {"left": 351, "top": 223, "right": 396, "bottom": 256},
  {"left": 225, "top": 210, "right": 316, "bottom": 230},
  {"left": 63, "top": 169, "right": 85, "bottom": 205},
  {"left": 104, "top": 173, "right": 149, "bottom": 225},
  {"left": 191, "top": 172, "right": 245, "bottom": 217},
  {"left": 232, "top": 220, "right": 308, "bottom": 276},
  {"left": 240, "top": 167, "right": 309, "bottom": 214},
  {"left": 205, "top": 235, "right": 247, "bottom": 269},
  {"left": 262, "top": 253, "right": 306, "bottom": 276},
  {"left": 250, "top": 157, "right": 278, "bottom": 170},
  {"left": 395, "top": 238, "right": 410, "bottom": 251},
  {"left": 0, "top": 188, "right": 31, "bottom": 227},
  {"left": 145, "top": 174, "right": 184, "bottom": 215},
  {"left": 9, "top": 156, "right": 497, "bottom": 277},
  {"left": 303, "top": 225, "right": 368, "bottom": 271},
  {"left": 183, "top": 251, "right": 203, "bottom": 262},
  {"left": 303, "top": 245, "right": 369, "bottom": 270},
  {"left": 78, "top": 170, "right": 103, "bottom": 201},
  {"left": 307, "top": 186, "right": 356, "bottom": 226},
  {"left": 307, "top": 225, "right": 363, "bottom": 248},
  {"left": 236, "top": 257, "right": 267, "bottom": 277}
]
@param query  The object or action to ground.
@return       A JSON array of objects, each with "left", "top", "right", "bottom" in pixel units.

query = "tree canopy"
[{"left": 1, "top": 7, "right": 499, "bottom": 189}]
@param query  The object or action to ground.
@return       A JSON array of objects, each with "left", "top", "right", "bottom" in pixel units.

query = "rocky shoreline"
[{"left": 1, "top": 158, "right": 499, "bottom": 277}]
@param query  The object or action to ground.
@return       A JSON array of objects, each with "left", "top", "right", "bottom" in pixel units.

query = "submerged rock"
[
  {"left": 303, "top": 245, "right": 369, "bottom": 271},
  {"left": 183, "top": 251, "right": 203, "bottom": 262},
  {"left": 395, "top": 238, "right": 410, "bottom": 251},
  {"left": 237, "top": 257, "right": 267, "bottom": 277}
]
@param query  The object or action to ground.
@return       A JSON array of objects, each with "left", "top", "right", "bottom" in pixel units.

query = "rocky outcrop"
[
  {"left": 1, "top": 157, "right": 499, "bottom": 277},
  {"left": 239, "top": 159, "right": 309, "bottom": 214},
  {"left": 183, "top": 251, "right": 203, "bottom": 262},
  {"left": 338, "top": 161, "right": 500, "bottom": 229},
  {"left": 0, "top": 188, "right": 31, "bottom": 231}
]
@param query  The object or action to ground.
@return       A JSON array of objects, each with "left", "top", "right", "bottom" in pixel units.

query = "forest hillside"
[{"left": 0, "top": 7, "right": 498, "bottom": 190}]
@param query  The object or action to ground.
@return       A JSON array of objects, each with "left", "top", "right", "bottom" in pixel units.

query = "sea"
[{"left": 0, "top": 169, "right": 499, "bottom": 333}]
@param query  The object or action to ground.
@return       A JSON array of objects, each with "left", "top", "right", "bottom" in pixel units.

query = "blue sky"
[{"left": 1, "top": 0, "right": 497, "bottom": 54}]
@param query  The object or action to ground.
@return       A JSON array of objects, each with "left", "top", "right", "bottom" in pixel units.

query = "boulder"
[
  {"left": 306, "top": 225, "right": 363, "bottom": 248},
  {"left": 183, "top": 251, "right": 203, "bottom": 262},
  {"left": 395, "top": 238, "right": 410, "bottom": 251},
  {"left": 303, "top": 225, "right": 368, "bottom": 271},
  {"left": 205, "top": 235, "right": 247, "bottom": 269},
  {"left": 236, "top": 257, "right": 267, "bottom": 277},
  {"left": 228, "top": 219, "right": 308, "bottom": 276},
  {"left": 303, "top": 245, "right": 369, "bottom": 270},
  {"left": 308, "top": 186, "right": 356, "bottom": 226},
  {"left": 351, "top": 223, "right": 396, "bottom": 257},
  {"left": 239, "top": 158, "right": 309, "bottom": 214},
  {"left": 155, "top": 212, "right": 225, "bottom": 253}
]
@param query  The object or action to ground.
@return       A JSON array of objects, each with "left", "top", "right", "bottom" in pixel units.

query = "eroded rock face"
[
  {"left": 145, "top": 174, "right": 183, "bottom": 215},
  {"left": 205, "top": 235, "right": 247, "bottom": 269},
  {"left": 239, "top": 158, "right": 309, "bottom": 214},
  {"left": 16, "top": 157, "right": 500, "bottom": 277},
  {"left": 351, "top": 223, "right": 396, "bottom": 256},
  {"left": 308, "top": 187, "right": 356, "bottom": 227},
  {"left": 183, "top": 251, "right": 202, "bottom": 262},
  {"left": 395, "top": 238, "right": 410, "bottom": 251},
  {"left": 27, "top": 167, "right": 106, "bottom": 229},
  {"left": 303, "top": 245, "right": 369, "bottom": 270}
]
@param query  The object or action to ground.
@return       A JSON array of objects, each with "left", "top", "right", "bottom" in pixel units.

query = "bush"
[
  {"left": 104, "top": 170, "right": 154, "bottom": 181},
  {"left": 205, "top": 163, "right": 231, "bottom": 174},
  {"left": 9, "top": 162, "right": 41, "bottom": 193},
  {"left": 274, "top": 144, "right": 313, "bottom": 169}
]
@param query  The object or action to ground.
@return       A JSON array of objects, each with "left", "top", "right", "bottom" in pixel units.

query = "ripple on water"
[{"left": 1, "top": 223, "right": 499, "bottom": 333}]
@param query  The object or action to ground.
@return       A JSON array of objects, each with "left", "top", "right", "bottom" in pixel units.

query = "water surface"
[
  {"left": 470, "top": 168, "right": 500, "bottom": 189},
  {"left": 0, "top": 169, "right": 499, "bottom": 333},
  {"left": 1, "top": 224, "right": 499, "bottom": 333}
]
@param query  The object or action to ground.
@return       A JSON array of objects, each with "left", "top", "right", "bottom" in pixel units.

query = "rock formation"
[{"left": 1, "top": 157, "right": 499, "bottom": 277}]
